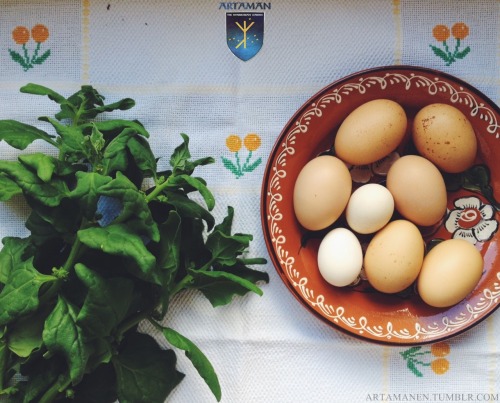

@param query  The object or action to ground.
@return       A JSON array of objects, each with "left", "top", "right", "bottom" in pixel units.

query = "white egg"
[
  {"left": 346, "top": 183, "right": 394, "bottom": 234},
  {"left": 317, "top": 228, "right": 363, "bottom": 287}
]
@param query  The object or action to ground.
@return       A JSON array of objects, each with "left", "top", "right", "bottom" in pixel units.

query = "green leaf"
[
  {"left": 0, "top": 160, "right": 69, "bottom": 206},
  {"left": 0, "top": 237, "right": 34, "bottom": 285},
  {"left": 0, "top": 258, "right": 56, "bottom": 326},
  {"left": 149, "top": 211, "right": 182, "bottom": 314},
  {"left": 194, "top": 262, "right": 268, "bottom": 307},
  {"left": 7, "top": 305, "right": 49, "bottom": 357},
  {"left": 112, "top": 332, "right": 184, "bottom": 403},
  {"left": 42, "top": 296, "right": 92, "bottom": 384},
  {"left": 98, "top": 172, "right": 159, "bottom": 241},
  {"left": 102, "top": 128, "right": 136, "bottom": 174},
  {"left": 127, "top": 135, "right": 157, "bottom": 179},
  {"left": 18, "top": 153, "right": 57, "bottom": 182},
  {"left": 0, "top": 174, "right": 22, "bottom": 202},
  {"left": 0, "top": 120, "right": 56, "bottom": 150},
  {"left": 72, "top": 362, "right": 118, "bottom": 403},
  {"left": 77, "top": 224, "right": 157, "bottom": 281},
  {"left": 39, "top": 117, "right": 87, "bottom": 162},
  {"left": 191, "top": 270, "right": 263, "bottom": 295},
  {"left": 69, "top": 172, "right": 113, "bottom": 219},
  {"left": 164, "top": 191, "right": 215, "bottom": 231},
  {"left": 206, "top": 230, "right": 252, "bottom": 267},
  {"left": 161, "top": 326, "right": 221, "bottom": 401},
  {"left": 20, "top": 83, "right": 67, "bottom": 104},
  {"left": 170, "top": 133, "right": 214, "bottom": 175},
  {"left": 90, "top": 119, "right": 150, "bottom": 139},
  {"left": 75, "top": 263, "right": 134, "bottom": 338},
  {"left": 170, "top": 174, "right": 215, "bottom": 211}
]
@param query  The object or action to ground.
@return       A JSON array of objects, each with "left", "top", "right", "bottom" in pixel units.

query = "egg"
[
  {"left": 364, "top": 220, "right": 425, "bottom": 294},
  {"left": 386, "top": 155, "right": 447, "bottom": 227},
  {"left": 293, "top": 155, "right": 352, "bottom": 231},
  {"left": 412, "top": 103, "right": 477, "bottom": 173},
  {"left": 317, "top": 228, "right": 363, "bottom": 287},
  {"left": 345, "top": 183, "right": 394, "bottom": 234},
  {"left": 334, "top": 99, "right": 407, "bottom": 165},
  {"left": 417, "top": 239, "right": 483, "bottom": 308}
]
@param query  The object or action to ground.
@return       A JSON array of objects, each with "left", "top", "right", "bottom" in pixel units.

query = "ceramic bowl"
[{"left": 261, "top": 65, "right": 500, "bottom": 344}]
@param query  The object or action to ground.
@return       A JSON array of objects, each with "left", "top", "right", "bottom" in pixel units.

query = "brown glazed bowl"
[{"left": 261, "top": 65, "right": 500, "bottom": 344}]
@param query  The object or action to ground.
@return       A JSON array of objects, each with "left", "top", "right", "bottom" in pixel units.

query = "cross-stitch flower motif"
[
  {"left": 9, "top": 24, "right": 51, "bottom": 71},
  {"left": 222, "top": 133, "right": 262, "bottom": 178},
  {"left": 430, "top": 22, "right": 470, "bottom": 66},
  {"left": 445, "top": 196, "right": 498, "bottom": 244},
  {"left": 401, "top": 342, "right": 450, "bottom": 377}
]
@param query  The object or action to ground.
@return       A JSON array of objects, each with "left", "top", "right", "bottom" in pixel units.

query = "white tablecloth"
[{"left": 0, "top": 1, "right": 499, "bottom": 402}]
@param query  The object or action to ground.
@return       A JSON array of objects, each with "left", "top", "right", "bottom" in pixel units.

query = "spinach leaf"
[
  {"left": 42, "top": 296, "right": 91, "bottom": 384},
  {"left": 77, "top": 224, "right": 157, "bottom": 282},
  {"left": 112, "top": 332, "right": 184, "bottom": 403},
  {"left": 0, "top": 258, "right": 56, "bottom": 326},
  {"left": 160, "top": 326, "right": 221, "bottom": 401},
  {"left": 0, "top": 120, "right": 57, "bottom": 150},
  {"left": 75, "top": 263, "right": 134, "bottom": 338}
]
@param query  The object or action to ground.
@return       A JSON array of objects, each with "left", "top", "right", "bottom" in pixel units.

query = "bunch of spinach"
[{"left": 0, "top": 84, "right": 268, "bottom": 402}]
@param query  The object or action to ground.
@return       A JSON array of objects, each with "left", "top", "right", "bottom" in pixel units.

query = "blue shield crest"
[{"left": 226, "top": 12, "right": 264, "bottom": 61}]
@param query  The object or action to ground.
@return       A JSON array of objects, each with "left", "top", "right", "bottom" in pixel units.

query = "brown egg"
[
  {"left": 364, "top": 220, "right": 425, "bottom": 294},
  {"left": 412, "top": 103, "right": 477, "bottom": 173},
  {"left": 293, "top": 155, "right": 352, "bottom": 231},
  {"left": 334, "top": 99, "right": 407, "bottom": 165},
  {"left": 386, "top": 155, "right": 447, "bottom": 227},
  {"left": 417, "top": 239, "right": 483, "bottom": 308}
]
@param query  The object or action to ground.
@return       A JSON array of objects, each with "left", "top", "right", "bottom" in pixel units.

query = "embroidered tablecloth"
[{"left": 0, "top": 1, "right": 499, "bottom": 402}]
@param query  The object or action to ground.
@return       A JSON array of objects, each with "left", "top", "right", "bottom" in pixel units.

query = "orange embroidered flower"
[
  {"left": 12, "top": 26, "right": 30, "bottom": 45},
  {"left": 31, "top": 24, "right": 49, "bottom": 43},
  {"left": 431, "top": 358, "right": 450, "bottom": 375},
  {"left": 430, "top": 341, "right": 450, "bottom": 357},
  {"left": 222, "top": 133, "right": 263, "bottom": 178},
  {"left": 432, "top": 25, "right": 450, "bottom": 42},
  {"left": 451, "top": 22, "right": 469, "bottom": 40},
  {"left": 244, "top": 133, "right": 261, "bottom": 151},
  {"left": 226, "top": 135, "right": 242, "bottom": 152}
]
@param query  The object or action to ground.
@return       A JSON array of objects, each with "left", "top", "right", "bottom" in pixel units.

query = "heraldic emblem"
[{"left": 226, "top": 12, "right": 264, "bottom": 61}]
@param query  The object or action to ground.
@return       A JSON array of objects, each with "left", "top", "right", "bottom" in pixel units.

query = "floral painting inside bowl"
[{"left": 261, "top": 65, "right": 500, "bottom": 345}]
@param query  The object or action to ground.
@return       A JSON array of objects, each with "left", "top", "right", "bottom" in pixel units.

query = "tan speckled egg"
[
  {"left": 386, "top": 155, "right": 447, "bottom": 227},
  {"left": 412, "top": 103, "right": 477, "bottom": 173},
  {"left": 293, "top": 155, "right": 352, "bottom": 231},
  {"left": 417, "top": 239, "right": 483, "bottom": 308},
  {"left": 334, "top": 99, "right": 407, "bottom": 165},
  {"left": 364, "top": 220, "right": 425, "bottom": 294}
]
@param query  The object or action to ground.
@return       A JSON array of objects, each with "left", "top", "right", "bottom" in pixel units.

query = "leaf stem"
[
  {"left": 38, "top": 374, "right": 71, "bottom": 403},
  {"left": 0, "top": 340, "right": 8, "bottom": 390},
  {"left": 145, "top": 175, "right": 174, "bottom": 203}
]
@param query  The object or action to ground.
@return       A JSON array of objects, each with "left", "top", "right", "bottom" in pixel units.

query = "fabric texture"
[{"left": 0, "top": 1, "right": 499, "bottom": 402}]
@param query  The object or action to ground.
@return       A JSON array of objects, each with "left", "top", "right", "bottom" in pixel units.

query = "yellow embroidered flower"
[
  {"left": 431, "top": 341, "right": 450, "bottom": 357},
  {"left": 244, "top": 133, "right": 261, "bottom": 151},
  {"left": 226, "top": 135, "right": 242, "bottom": 152},
  {"left": 432, "top": 25, "right": 450, "bottom": 42},
  {"left": 452, "top": 22, "right": 469, "bottom": 40},
  {"left": 12, "top": 26, "right": 30, "bottom": 45},
  {"left": 431, "top": 357, "right": 450, "bottom": 375},
  {"left": 31, "top": 24, "right": 49, "bottom": 43}
]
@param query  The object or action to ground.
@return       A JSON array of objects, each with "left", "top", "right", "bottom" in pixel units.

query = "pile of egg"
[{"left": 292, "top": 99, "right": 484, "bottom": 308}]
